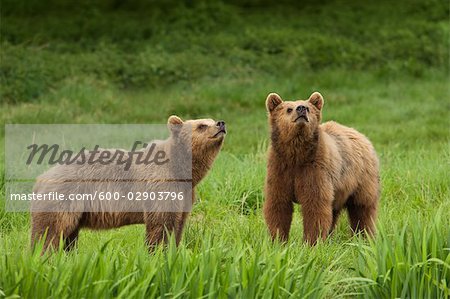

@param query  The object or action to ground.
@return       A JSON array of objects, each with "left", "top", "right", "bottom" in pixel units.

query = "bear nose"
[
  {"left": 216, "top": 121, "right": 225, "bottom": 128},
  {"left": 296, "top": 105, "right": 307, "bottom": 112}
]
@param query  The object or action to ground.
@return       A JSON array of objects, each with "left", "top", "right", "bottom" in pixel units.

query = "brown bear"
[
  {"left": 263, "top": 92, "right": 379, "bottom": 245},
  {"left": 31, "top": 115, "right": 226, "bottom": 251}
]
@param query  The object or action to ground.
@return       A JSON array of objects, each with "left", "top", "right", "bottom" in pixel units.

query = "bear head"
[
  {"left": 266, "top": 92, "right": 324, "bottom": 142},
  {"left": 167, "top": 115, "right": 226, "bottom": 154}
]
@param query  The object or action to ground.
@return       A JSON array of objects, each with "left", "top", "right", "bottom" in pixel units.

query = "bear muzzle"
[
  {"left": 294, "top": 105, "right": 309, "bottom": 123},
  {"left": 212, "top": 121, "right": 227, "bottom": 138}
]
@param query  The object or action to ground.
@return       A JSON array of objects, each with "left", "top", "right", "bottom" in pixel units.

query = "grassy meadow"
[{"left": 1, "top": 0, "right": 449, "bottom": 298}]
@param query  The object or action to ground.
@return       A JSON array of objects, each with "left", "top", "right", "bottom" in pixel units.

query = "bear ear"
[
  {"left": 266, "top": 93, "right": 283, "bottom": 113},
  {"left": 308, "top": 92, "right": 324, "bottom": 110},
  {"left": 168, "top": 115, "right": 183, "bottom": 125},
  {"left": 168, "top": 115, "right": 183, "bottom": 133}
]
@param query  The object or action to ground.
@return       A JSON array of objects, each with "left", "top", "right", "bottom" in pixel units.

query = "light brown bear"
[
  {"left": 31, "top": 116, "right": 226, "bottom": 251},
  {"left": 263, "top": 92, "right": 379, "bottom": 245}
]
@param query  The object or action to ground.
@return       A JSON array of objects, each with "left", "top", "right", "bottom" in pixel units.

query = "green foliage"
[
  {"left": 1, "top": 0, "right": 449, "bottom": 297},
  {"left": 351, "top": 215, "right": 449, "bottom": 298},
  {"left": 1, "top": 0, "right": 448, "bottom": 103},
  {"left": 0, "top": 232, "right": 339, "bottom": 298}
]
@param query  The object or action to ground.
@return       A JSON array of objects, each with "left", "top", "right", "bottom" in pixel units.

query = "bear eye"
[
  {"left": 306, "top": 107, "right": 310, "bottom": 112},
  {"left": 197, "top": 124, "right": 208, "bottom": 130},
  {"left": 287, "top": 108, "right": 293, "bottom": 113}
]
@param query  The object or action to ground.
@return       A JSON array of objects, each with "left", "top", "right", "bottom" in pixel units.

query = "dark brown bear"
[{"left": 263, "top": 92, "right": 379, "bottom": 245}]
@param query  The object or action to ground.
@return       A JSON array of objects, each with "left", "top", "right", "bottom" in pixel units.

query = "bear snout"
[
  {"left": 294, "top": 106, "right": 309, "bottom": 122},
  {"left": 296, "top": 105, "right": 309, "bottom": 113},
  {"left": 216, "top": 120, "right": 225, "bottom": 127},
  {"left": 216, "top": 121, "right": 226, "bottom": 133}
]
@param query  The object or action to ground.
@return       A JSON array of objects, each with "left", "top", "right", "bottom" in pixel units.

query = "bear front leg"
[
  {"left": 264, "top": 199, "right": 293, "bottom": 242},
  {"left": 263, "top": 177, "right": 294, "bottom": 242},
  {"left": 145, "top": 212, "right": 178, "bottom": 250},
  {"left": 297, "top": 176, "right": 334, "bottom": 245},
  {"left": 173, "top": 191, "right": 194, "bottom": 246},
  {"left": 301, "top": 203, "right": 333, "bottom": 245},
  {"left": 175, "top": 212, "right": 189, "bottom": 246}
]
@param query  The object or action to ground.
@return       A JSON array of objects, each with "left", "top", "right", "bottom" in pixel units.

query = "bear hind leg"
[
  {"left": 346, "top": 191, "right": 378, "bottom": 237},
  {"left": 64, "top": 227, "right": 80, "bottom": 251},
  {"left": 31, "top": 221, "right": 60, "bottom": 251},
  {"left": 31, "top": 212, "right": 82, "bottom": 252},
  {"left": 328, "top": 208, "right": 342, "bottom": 235}
]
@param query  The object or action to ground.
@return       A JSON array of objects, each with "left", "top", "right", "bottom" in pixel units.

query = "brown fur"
[
  {"left": 31, "top": 116, "right": 226, "bottom": 252},
  {"left": 263, "top": 92, "right": 379, "bottom": 245}
]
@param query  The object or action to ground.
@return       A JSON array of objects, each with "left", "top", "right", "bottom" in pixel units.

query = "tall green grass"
[
  {"left": 1, "top": 72, "right": 448, "bottom": 297},
  {"left": 0, "top": 220, "right": 339, "bottom": 298},
  {"left": 1, "top": 213, "right": 448, "bottom": 298},
  {"left": 1, "top": 142, "right": 448, "bottom": 297},
  {"left": 352, "top": 215, "right": 449, "bottom": 298},
  {"left": 1, "top": 0, "right": 449, "bottom": 297}
]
